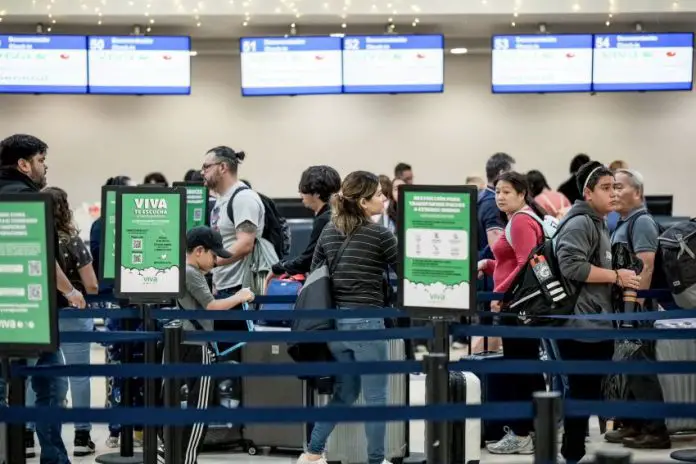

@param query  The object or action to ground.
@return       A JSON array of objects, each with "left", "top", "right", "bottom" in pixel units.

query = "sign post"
[
  {"left": 99, "top": 186, "right": 119, "bottom": 283},
  {"left": 173, "top": 182, "right": 209, "bottom": 231},
  {"left": 398, "top": 185, "right": 477, "bottom": 464},
  {"left": 0, "top": 193, "right": 58, "bottom": 464}
]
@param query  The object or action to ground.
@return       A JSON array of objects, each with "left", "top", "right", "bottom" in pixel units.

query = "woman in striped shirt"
[{"left": 298, "top": 171, "right": 398, "bottom": 464}]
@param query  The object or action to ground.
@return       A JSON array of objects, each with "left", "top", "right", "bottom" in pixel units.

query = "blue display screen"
[
  {"left": 88, "top": 36, "right": 191, "bottom": 95},
  {"left": 592, "top": 33, "right": 694, "bottom": 91},
  {"left": 0, "top": 35, "right": 88, "bottom": 94},
  {"left": 341, "top": 34, "right": 444, "bottom": 93},
  {"left": 240, "top": 36, "right": 343, "bottom": 96},
  {"left": 491, "top": 34, "right": 594, "bottom": 93}
]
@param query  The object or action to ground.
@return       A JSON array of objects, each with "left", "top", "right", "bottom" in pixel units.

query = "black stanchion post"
[
  {"left": 594, "top": 450, "right": 632, "bottom": 463},
  {"left": 4, "top": 358, "right": 26, "bottom": 464},
  {"left": 533, "top": 391, "right": 562, "bottom": 464},
  {"left": 141, "top": 304, "right": 159, "bottom": 464},
  {"left": 95, "top": 317, "right": 143, "bottom": 464},
  {"left": 423, "top": 318, "right": 450, "bottom": 464},
  {"left": 163, "top": 321, "right": 183, "bottom": 464}
]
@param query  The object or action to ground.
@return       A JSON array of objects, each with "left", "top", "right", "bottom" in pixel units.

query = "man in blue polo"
[{"left": 478, "top": 153, "right": 515, "bottom": 262}]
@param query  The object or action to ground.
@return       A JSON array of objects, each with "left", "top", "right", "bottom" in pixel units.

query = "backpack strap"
[
  {"left": 225, "top": 185, "right": 251, "bottom": 227},
  {"left": 624, "top": 210, "right": 650, "bottom": 255},
  {"left": 504, "top": 209, "right": 544, "bottom": 244}
]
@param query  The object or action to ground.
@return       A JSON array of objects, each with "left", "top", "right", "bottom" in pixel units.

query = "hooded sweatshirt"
[{"left": 554, "top": 201, "right": 613, "bottom": 330}]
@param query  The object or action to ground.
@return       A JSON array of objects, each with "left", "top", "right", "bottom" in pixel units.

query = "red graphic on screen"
[
  {"left": 60, "top": 54, "right": 70, "bottom": 60},
  {"left": 314, "top": 55, "right": 324, "bottom": 60},
  {"left": 566, "top": 52, "right": 576, "bottom": 58},
  {"left": 163, "top": 55, "right": 172, "bottom": 60},
  {"left": 666, "top": 51, "right": 677, "bottom": 57},
  {"left": 416, "top": 53, "right": 426, "bottom": 59}
]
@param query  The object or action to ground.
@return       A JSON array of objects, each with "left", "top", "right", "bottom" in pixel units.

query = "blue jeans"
[
  {"left": 27, "top": 318, "right": 94, "bottom": 433},
  {"left": 0, "top": 351, "right": 70, "bottom": 464},
  {"left": 308, "top": 318, "right": 389, "bottom": 464}
]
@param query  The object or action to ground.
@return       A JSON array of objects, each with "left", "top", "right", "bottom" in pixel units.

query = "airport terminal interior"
[{"left": 3, "top": 0, "right": 696, "bottom": 463}]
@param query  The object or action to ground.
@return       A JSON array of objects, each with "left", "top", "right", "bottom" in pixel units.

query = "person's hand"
[
  {"left": 616, "top": 269, "right": 641, "bottom": 290},
  {"left": 477, "top": 260, "right": 487, "bottom": 279},
  {"left": 236, "top": 288, "right": 255, "bottom": 303},
  {"left": 490, "top": 300, "right": 501, "bottom": 313},
  {"left": 264, "top": 272, "right": 277, "bottom": 292},
  {"left": 66, "top": 289, "right": 86, "bottom": 309}
]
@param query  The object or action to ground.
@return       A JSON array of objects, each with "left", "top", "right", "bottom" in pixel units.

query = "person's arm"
[
  {"left": 56, "top": 262, "right": 86, "bottom": 308},
  {"left": 479, "top": 200, "right": 504, "bottom": 260},
  {"left": 556, "top": 216, "right": 616, "bottom": 284},
  {"left": 70, "top": 237, "right": 99, "bottom": 294},
  {"left": 207, "top": 289, "right": 254, "bottom": 310},
  {"left": 496, "top": 216, "right": 542, "bottom": 291},
  {"left": 380, "top": 227, "right": 398, "bottom": 268},
  {"left": 273, "top": 212, "right": 330, "bottom": 276},
  {"left": 216, "top": 192, "right": 262, "bottom": 266},
  {"left": 631, "top": 216, "right": 660, "bottom": 304}
]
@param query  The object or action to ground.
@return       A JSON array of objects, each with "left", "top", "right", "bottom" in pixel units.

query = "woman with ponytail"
[
  {"left": 298, "top": 171, "right": 398, "bottom": 464},
  {"left": 477, "top": 171, "right": 548, "bottom": 456}
]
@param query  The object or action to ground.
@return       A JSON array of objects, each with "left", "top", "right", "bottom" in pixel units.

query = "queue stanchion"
[
  {"left": 4, "top": 358, "right": 26, "bottom": 464},
  {"left": 594, "top": 450, "right": 632, "bottom": 463},
  {"left": 533, "top": 391, "right": 562, "bottom": 464},
  {"left": 141, "top": 304, "right": 159, "bottom": 464},
  {"left": 423, "top": 319, "right": 451, "bottom": 464},
  {"left": 162, "top": 321, "right": 183, "bottom": 464},
  {"left": 95, "top": 316, "right": 143, "bottom": 464}
]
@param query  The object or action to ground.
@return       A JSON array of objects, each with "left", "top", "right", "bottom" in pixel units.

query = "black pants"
[
  {"left": 501, "top": 337, "right": 547, "bottom": 436},
  {"left": 624, "top": 372, "right": 668, "bottom": 435},
  {"left": 159, "top": 344, "right": 215, "bottom": 464},
  {"left": 556, "top": 339, "right": 614, "bottom": 462}
]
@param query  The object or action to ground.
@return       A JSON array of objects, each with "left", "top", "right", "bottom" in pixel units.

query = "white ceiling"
[{"left": 0, "top": 0, "right": 693, "bottom": 41}]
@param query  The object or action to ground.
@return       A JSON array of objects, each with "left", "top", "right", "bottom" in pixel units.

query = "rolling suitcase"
[
  {"left": 305, "top": 339, "right": 408, "bottom": 464},
  {"left": 258, "top": 276, "right": 303, "bottom": 328}
]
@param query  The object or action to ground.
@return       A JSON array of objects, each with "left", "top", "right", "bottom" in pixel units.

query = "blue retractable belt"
[{"left": 214, "top": 302, "right": 254, "bottom": 358}]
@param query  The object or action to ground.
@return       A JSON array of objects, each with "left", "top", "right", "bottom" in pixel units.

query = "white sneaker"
[
  {"left": 486, "top": 426, "right": 535, "bottom": 455},
  {"left": 105, "top": 436, "right": 119, "bottom": 449},
  {"left": 296, "top": 454, "right": 328, "bottom": 464}
]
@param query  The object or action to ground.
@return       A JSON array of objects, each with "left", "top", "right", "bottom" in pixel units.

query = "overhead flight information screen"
[
  {"left": 592, "top": 33, "right": 694, "bottom": 91},
  {"left": 491, "top": 34, "right": 593, "bottom": 93},
  {"left": 0, "top": 35, "right": 88, "bottom": 94},
  {"left": 240, "top": 36, "right": 343, "bottom": 96},
  {"left": 88, "top": 36, "right": 191, "bottom": 95},
  {"left": 341, "top": 34, "right": 444, "bottom": 93}
]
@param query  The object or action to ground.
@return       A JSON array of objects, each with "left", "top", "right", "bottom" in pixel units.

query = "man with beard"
[
  {"left": 0, "top": 134, "right": 85, "bottom": 464},
  {"left": 201, "top": 146, "right": 266, "bottom": 352}
]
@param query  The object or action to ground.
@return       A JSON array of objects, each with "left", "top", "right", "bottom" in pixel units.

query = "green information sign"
[
  {"left": 398, "top": 185, "right": 477, "bottom": 315},
  {"left": 173, "top": 182, "right": 209, "bottom": 231},
  {"left": 0, "top": 194, "right": 58, "bottom": 355},
  {"left": 114, "top": 187, "right": 186, "bottom": 300},
  {"left": 99, "top": 186, "right": 118, "bottom": 281}
]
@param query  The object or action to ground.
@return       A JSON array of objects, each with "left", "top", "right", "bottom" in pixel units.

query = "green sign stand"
[
  {"left": 173, "top": 182, "right": 209, "bottom": 231},
  {"left": 99, "top": 186, "right": 120, "bottom": 283},
  {"left": 114, "top": 186, "right": 186, "bottom": 301},
  {"left": 397, "top": 185, "right": 478, "bottom": 317},
  {"left": 0, "top": 194, "right": 58, "bottom": 357}
]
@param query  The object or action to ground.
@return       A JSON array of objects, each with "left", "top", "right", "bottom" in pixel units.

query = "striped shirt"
[{"left": 311, "top": 222, "right": 398, "bottom": 308}]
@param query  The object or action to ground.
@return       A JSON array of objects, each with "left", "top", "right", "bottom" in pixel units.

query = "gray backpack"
[{"left": 658, "top": 219, "right": 696, "bottom": 308}]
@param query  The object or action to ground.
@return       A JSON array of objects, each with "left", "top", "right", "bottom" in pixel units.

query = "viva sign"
[{"left": 134, "top": 198, "right": 169, "bottom": 215}]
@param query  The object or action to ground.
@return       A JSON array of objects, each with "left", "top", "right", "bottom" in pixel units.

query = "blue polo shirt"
[{"left": 477, "top": 187, "right": 504, "bottom": 260}]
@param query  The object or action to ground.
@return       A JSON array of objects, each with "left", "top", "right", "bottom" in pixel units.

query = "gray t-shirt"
[
  {"left": 211, "top": 182, "right": 265, "bottom": 290},
  {"left": 611, "top": 207, "right": 659, "bottom": 254},
  {"left": 178, "top": 264, "right": 215, "bottom": 344}
]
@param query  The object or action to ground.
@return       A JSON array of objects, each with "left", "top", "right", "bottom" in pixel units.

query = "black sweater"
[{"left": 272, "top": 204, "right": 331, "bottom": 276}]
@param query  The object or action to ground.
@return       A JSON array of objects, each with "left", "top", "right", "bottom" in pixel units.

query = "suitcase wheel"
[{"left": 247, "top": 446, "right": 257, "bottom": 455}]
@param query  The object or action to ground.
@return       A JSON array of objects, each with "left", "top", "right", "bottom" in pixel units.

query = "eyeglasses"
[{"left": 202, "top": 162, "right": 222, "bottom": 171}]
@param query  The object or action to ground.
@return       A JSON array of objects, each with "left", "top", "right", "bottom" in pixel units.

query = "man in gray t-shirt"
[{"left": 166, "top": 226, "right": 254, "bottom": 463}]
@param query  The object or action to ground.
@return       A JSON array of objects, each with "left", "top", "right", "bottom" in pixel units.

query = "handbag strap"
[{"left": 328, "top": 231, "right": 354, "bottom": 275}]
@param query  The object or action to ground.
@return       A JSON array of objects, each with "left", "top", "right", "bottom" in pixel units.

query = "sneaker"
[
  {"left": 133, "top": 430, "right": 143, "bottom": 448},
  {"left": 486, "top": 426, "right": 535, "bottom": 455},
  {"left": 73, "top": 431, "right": 96, "bottom": 457},
  {"left": 297, "top": 453, "right": 328, "bottom": 464},
  {"left": 105, "top": 434, "right": 119, "bottom": 448},
  {"left": 25, "top": 430, "right": 35, "bottom": 459}
]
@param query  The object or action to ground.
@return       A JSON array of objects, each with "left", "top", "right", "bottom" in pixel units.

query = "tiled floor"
[{"left": 23, "top": 345, "right": 695, "bottom": 463}]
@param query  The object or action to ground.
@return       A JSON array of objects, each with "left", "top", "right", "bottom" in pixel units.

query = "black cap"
[{"left": 186, "top": 226, "right": 232, "bottom": 259}]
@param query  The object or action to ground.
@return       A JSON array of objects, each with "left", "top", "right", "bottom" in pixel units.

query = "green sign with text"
[
  {"left": 0, "top": 195, "right": 58, "bottom": 355},
  {"left": 100, "top": 188, "right": 117, "bottom": 281},
  {"left": 174, "top": 182, "right": 209, "bottom": 231},
  {"left": 115, "top": 187, "right": 186, "bottom": 300}
]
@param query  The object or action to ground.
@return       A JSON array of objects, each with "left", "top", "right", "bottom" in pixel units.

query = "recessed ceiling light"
[
  {"left": 605, "top": 20, "right": 611, "bottom": 26},
  {"left": 450, "top": 48, "right": 468, "bottom": 54},
  {"left": 190, "top": 51, "right": 198, "bottom": 56},
  {"left": 341, "top": 22, "right": 347, "bottom": 28},
  {"left": 513, "top": 12, "right": 518, "bottom": 17},
  {"left": 511, "top": 21, "right": 516, "bottom": 27}
]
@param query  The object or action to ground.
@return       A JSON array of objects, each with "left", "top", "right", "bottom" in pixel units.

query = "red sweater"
[{"left": 482, "top": 209, "right": 543, "bottom": 293}]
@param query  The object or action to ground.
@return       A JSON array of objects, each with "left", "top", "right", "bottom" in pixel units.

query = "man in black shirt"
[
  {"left": 0, "top": 134, "right": 85, "bottom": 464},
  {"left": 558, "top": 153, "right": 591, "bottom": 204}
]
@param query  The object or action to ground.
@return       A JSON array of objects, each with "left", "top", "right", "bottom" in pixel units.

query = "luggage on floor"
[
  {"left": 447, "top": 371, "right": 482, "bottom": 464},
  {"left": 463, "top": 350, "right": 506, "bottom": 445},
  {"left": 655, "top": 318, "right": 696, "bottom": 433},
  {"left": 258, "top": 275, "right": 303, "bottom": 328},
  {"left": 304, "top": 339, "right": 408, "bottom": 464},
  {"left": 241, "top": 336, "right": 305, "bottom": 453}
]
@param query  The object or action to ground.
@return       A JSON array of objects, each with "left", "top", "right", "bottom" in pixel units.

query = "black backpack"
[
  {"left": 625, "top": 211, "right": 668, "bottom": 293},
  {"left": 502, "top": 211, "right": 600, "bottom": 326},
  {"left": 658, "top": 218, "right": 696, "bottom": 309},
  {"left": 226, "top": 186, "right": 291, "bottom": 259}
]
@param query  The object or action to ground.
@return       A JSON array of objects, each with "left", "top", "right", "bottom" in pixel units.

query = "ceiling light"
[
  {"left": 513, "top": 12, "right": 518, "bottom": 17},
  {"left": 605, "top": 20, "right": 611, "bottom": 26},
  {"left": 146, "top": 26, "right": 152, "bottom": 32},
  {"left": 190, "top": 51, "right": 198, "bottom": 56},
  {"left": 411, "top": 21, "right": 417, "bottom": 27},
  {"left": 388, "top": 17, "right": 393, "bottom": 22},
  {"left": 47, "top": 26, "right": 52, "bottom": 31},
  {"left": 242, "top": 21, "right": 248, "bottom": 26},
  {"left": 450, "top": 48, "right": 468, "bottom": 54},
  {"left": 51, "top": 19, "right": 56, "bottom": 23},
  {"left": 197, "top": 21, "right": 202, "bottom": 26},
  {"left": 511, "top": 21, "right": 516, "bottom": 27},
  {"left": 414, "top": 18, "right": 420, "bottom": 23},
  {"left": 572, "top": 3, "right": 580, "bottom": 11},
  {"left": 341, "top": 22, "right": 347, "bottom": 28},
  {"left": 411, "top": 5, "right": 420, "bottom": 12},
  {"left": 97, "top": 20, "right": 102, "bottom": 25},
  {"left": 330, "top": 33, "right": 345, "bottom": 37},
  {"left": 609, "top": 13, "right": 613, "bottom": 18},
  {"left": 149, "top": 19, "right": 155, "bottom": 24}
]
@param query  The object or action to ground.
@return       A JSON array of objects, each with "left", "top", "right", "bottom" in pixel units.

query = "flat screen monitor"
[
  {"left": 491, "top": 34, "right": 593, "bottom": 93},
  {"left": 240, "top": 36, "right": 343, "bottom": 96},
  {"left": 645, "top": 195, "right": 674, "bottom": 217},
  {"left": 341, "top": 34, "right": 444, "bottom": 94},
  {"left": 88, "top": 36, "right": 191, "bottom": 95},
  {"left": 0, "top": 35, "right": 88, "bottom": 94},
  {"left": 592, "top": 33, "right": 694, "bottom": 91}
]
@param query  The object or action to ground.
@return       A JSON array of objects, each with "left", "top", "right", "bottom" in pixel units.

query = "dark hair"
[
  {"left": 526, "top": 170, "right": 550, "bottom": 197},
  {"left": 299, "top": 165, "right": 341, "bottom": 202},
  {"left": 485, "top": 152, "right": 515, "bottom": 183},
  {"left": 207, "top": 146, "right": 246, "bottom": 174},
  {"left": 378, "top": 175, "right": 392, "bottom": 197},
  {"left": 0, "top": 134, "right": 48, "bottom": 167},
  {"left": 184, "top": 169, "right": 199, "bottom": 182},
  {"left": 105, "top": 175, "right": 131, "bottom": 186},
  {"left": 43, "top": 186, "right": 78, "bottom": 239},
  {"left": 495, "top": 171, "right": 547, "bottom": 223},
  {"left": 331, "top": 170, "right": 380, "bottom": 236},
  {"left": 144, "top": 172, "right": 168, "bottom": 186},
  {"left": 188, "top": 171, "right": 204, "bottom": 182},
  {"left": 577, "top": 161, "right": 613, "bottom": 194},
  {"left": 394, "top": 162, "right": 412, "bottom": 178},
  {"left": 569, "top": 153, "right": 591, "bottom": 174}
]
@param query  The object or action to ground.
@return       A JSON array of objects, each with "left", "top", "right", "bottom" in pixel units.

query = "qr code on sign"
[
  {"left": 27, "top": 260, "right": 42, "bottom": 277},
  {"left": 27, "top": 284, "right": 42, "bottom": 301},
  {"left": 132, "top": 238, "right": 143, "bottom": 251},
  {"left": 193, "top": 208, "right": 203, "bottom": 222},
  {"left": 132, "top": 253, "right": 143, "bottom": 265}
]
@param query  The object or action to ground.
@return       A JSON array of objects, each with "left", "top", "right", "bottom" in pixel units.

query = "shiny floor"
[{"left": 24, "top": 345, "right": 695, "bottom": 463}]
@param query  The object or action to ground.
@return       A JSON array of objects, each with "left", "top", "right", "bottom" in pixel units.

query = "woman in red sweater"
[{"left": 477, "top": 171, "right": 548, "bottom": 456}]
